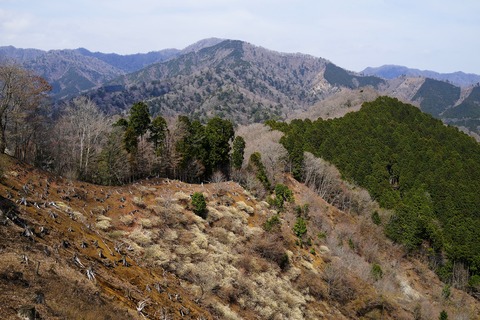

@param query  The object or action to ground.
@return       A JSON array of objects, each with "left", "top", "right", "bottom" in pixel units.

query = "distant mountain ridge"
[
  {"left": 363, "top": 64, "right": 480, "bottom": 87},
  {"left": 2, "top": 39, "right": 480, "bottom": 135},
  {"left": 86, "top": 40, "right": 386, "bottom": 123},
  {"left": 0, "top": 39, "right": 223, "bottom": 99}
]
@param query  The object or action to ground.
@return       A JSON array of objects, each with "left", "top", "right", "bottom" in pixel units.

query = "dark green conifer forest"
[{"left": 269, "top": 96, "right": 480, "bottom": 281}]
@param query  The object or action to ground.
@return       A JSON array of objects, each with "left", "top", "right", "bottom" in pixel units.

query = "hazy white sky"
[{"left": 1, "top": 0, "right": 479, "bottom": 73}]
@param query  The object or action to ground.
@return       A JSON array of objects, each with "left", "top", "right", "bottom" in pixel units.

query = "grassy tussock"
[
  {"left": 128, "top": 228, "right": 152, "bottom": 246},
  {"left": 95, "top": 214, "right": 112, "bottom": 230}
]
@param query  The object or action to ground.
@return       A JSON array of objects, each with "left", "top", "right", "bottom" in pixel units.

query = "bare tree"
[
  {"left": 303, "top": 152, "right": 340, "bottom": 199},
  {"left": 237, "top": 123, "right": 287, "bottom": 185},
  {"left": 0, "top": 62, "right": 51, "bottom": 154},
  {"left": 53, "top": 97, "right": 111, "bottom": 179}
]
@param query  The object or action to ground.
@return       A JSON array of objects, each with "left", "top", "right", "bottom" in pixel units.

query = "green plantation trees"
[
  {"left": 191, "top": 192, "right": 207, "bottom": 218},
  {"left": 248, "top": 152, "right": 271, "bottom": 191},
  {"left": 205, "top": 117, "right": 234, "bottom": 175},
  {"left": 149, "top": 116, "right": 168, "bottom": 155},
  {"left": 231, "top": 136, "right": 246, "bottom": 170},
  {"left": 270, "top": 96, "right": 480, "bottom": 281},
  {"left": 113, "top": 102, "right": 238, "bottom": 183},
  {"left": 129, "top": 102, "right": 151, "bottom": 137}
]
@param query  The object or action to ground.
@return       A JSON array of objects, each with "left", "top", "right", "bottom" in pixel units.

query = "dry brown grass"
[
  {"left": 132, "top": 196, "right": 146, "bottom": 208},
  {"left": 128, "top": 227, "right": 152, "bottom": 246},
  {"left": 95, "top": 214, "right": 112, "bottom": 231},
  {"left": 119, "top": 213, "right": 135, "bottom": 226}
]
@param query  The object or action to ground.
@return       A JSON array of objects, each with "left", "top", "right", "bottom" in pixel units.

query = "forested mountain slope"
[
  {"left": 85, "top": 40, "right": 386, "bottom": 123},
  {"left": 269, "top": 96, "right": 480, "bottom": 284}
]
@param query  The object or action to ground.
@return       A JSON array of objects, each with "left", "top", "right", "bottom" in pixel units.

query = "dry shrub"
[
  {"left": 206, "top": 206, "right": 224, "bottom": 223},
  {"left": 136, "top": 185, "right": 156, "bottom": 196},
  {"left": 218, "top": 282, "right": 245, "bottom": 304},
  {"left": 120, "top": 214, "right": 135, "bottom": 226},
  {"left": 214, "top": 213, "right": 247, "bottom": 236},
  {"left": 95, "top": 215, "right": 112, "bottom": 231},
  {"left": 295, "top": 269, "right": 328, "bottom": 300},
  {"left": 252, "top": 233, "right": 289, "bottom": 271},
  {"left": 323, "top": 260, "right": 357, "bottom": 304},
  {"left": 139, "top": 218, "right": 152, "bottom": 228},
  {"left": 128, "top": 228, "right": 152, "bottom": 246},
  {"left": 209, "top": 300, "right": 242, "bottom": 320},
  {"left": 211, "top": 170, "right": 226, "bottom": 183},
  {"left": 108, "top": 230, "right": 127, "bottom": 239},
  {"left": 209, "top": 227, "right": 236, "bottom": 246},
  {"left": 143, "top": 244, "right": 171, "bottom": 265},
  {"left": 146, "top": 204, "right": 162, "bottom": 214},
  {"left": 132, "top": 196, "right": 146, "bottom": 209},
  {"left": 71, "top": 211, "right": 86, "bottom": 223},
  {"left": 236, "top": 201, "right": 254, "bottom": 215},
  {"left": 162, "top": 228, "right": 178, "bottom": 242},
  {"left": 236, "top": 253, "right": 269, "bottom": 275},
  {"left": 174, "top": 191, "right": 190, "bottom": 202},
  {"left": 90, "top": 205, "right": 106, "bottom": 215}
]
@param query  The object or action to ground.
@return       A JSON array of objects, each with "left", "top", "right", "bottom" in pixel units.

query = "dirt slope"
[{"left": 0, "top": 155, "right": 479, "bottom": 319}]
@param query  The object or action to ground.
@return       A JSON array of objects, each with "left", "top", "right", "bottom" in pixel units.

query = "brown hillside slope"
[{"left": 0, "top": 155, "right": 479, "bottom": 319}]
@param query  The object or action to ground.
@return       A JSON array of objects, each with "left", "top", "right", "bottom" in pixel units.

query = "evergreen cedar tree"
[
  {"left": 248, "top": 152, "right": 271, "bottom": 191},
  {"left": 269, "top": 96, "right": 480, "bottom": 280},
  {"left": 191, "top": 192, "right": 207, "bottom": 218},
  {"left": 116, "top": 103, "right": 235, "bottom": 182},
  {"left": 232, "top": 136, "right": 246, "bottom": 170}
]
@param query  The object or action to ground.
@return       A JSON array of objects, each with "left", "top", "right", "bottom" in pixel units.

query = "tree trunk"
[{"left": 0, "top": 127, "right": 6, "bottom": 154}]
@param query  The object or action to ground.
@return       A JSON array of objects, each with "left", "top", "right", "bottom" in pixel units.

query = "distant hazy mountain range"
[
  {"left": 1, "top": 39, "right": 479, "bottom": 135},
  {"left": 362, "top": 65, "right": 480, "bottom": 87},
  {"left": 0, "top": 38, "right": 224, "bottom": 99}
]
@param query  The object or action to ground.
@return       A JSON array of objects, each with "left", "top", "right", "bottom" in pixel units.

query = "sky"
[{"left": 1, "top": 0, "right": 479, "bottom": 74}]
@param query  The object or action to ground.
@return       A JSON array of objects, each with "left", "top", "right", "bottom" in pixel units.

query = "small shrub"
[
  {"left": 132, "top": 196, "right": 146, "bottom": 209},
  {"left": 270, "top": 184, "right": 295, "bottom": 211},
  {"left": 371, "top": 211, "right": 381, "bottom": 225},
  {"left": 348, "top": 238, "right": 355, "bottom": 251},
  {"left": 371, "top": 263, "right": 383, "bottom": 281},
  {"left": 468, "top": 274, "right": 480, "bottom": 292},
  {"left": 191, "top": 192, "right": 207, "bottom": 218},
  {"left": 96, "top": 215, "right": 112, "bottom": 231},
  {"left": 253, "top": 234, "right": 289, "bottom": 271},
  {"left": 293, "top": 217, "right": 307, "bottom": 238},
  {"left": 248, "top": 152, "right": 271, "bottom": 191},
  {"left": 139, "top": 218, "right": 153, "bottom": 228},
  {"left": 441, "top": 284, "right": 451, "bottom": 299},
  {"left": 439, "top": 310, "right": 448, "bottom": 320},
  {"left": 120, "top": 214, "right": 135, "bottom": 226},
  {"left": 236, "top": 201, "right": 254, "bottom": 215},
  {"left": 264, "top": 214, "right": 281, "bottom": 232},
  {"left": 317, "top": 232, "right": 327, "bottom": 240},
  {"left": 108, "top": 230, "right": 127, "bottom": 239}
]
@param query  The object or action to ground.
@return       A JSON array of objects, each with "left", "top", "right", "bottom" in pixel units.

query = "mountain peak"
[{"left": 181, "top": 37, "right": 225, "bottom": 53}]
